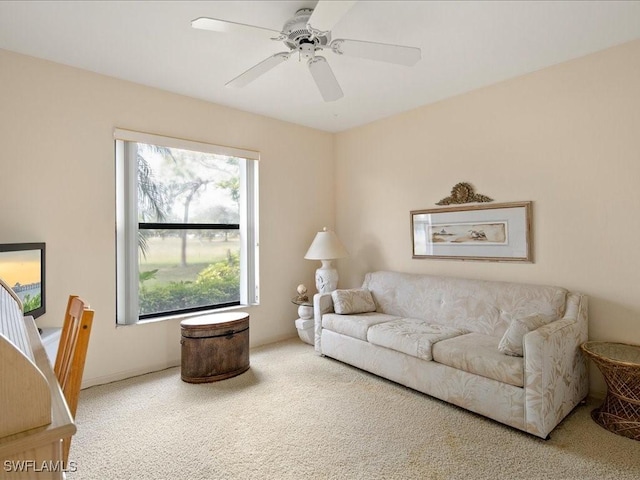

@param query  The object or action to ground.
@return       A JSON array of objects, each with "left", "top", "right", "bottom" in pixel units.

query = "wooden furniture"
[
  {"left": 53, "top": 296, "right": 94, "bottom": 466},
  {"left": 581, "top": 341, "right": 640, "bottom": 441},
  {"left": 180, "top": 312, "right": 250, "bottom": 383},
  {"left": 0, "top": 279, "right": 75, "bottom": 479}
]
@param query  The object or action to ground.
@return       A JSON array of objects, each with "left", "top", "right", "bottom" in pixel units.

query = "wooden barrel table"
[{"left": 180, "top": 312, "right": 250, "bottom": 383}]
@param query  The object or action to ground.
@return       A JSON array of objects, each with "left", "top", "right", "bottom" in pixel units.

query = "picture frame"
[{"left": 410, "top": 201, "right": 532, "bottom": 262}]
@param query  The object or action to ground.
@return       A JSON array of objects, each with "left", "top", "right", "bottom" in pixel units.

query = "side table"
[
  {"left": 292, "top": 297, "right": 314, "bottom": 345},
  {"left": 180, "top": 312, "right": 250, "bottom": 383},
  {"left": 581, "top": 341, "right": 640, "bottom": 441}
]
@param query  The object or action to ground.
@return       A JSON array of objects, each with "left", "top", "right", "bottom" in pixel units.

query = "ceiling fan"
[{"left": 191, "top": 1, "right": 421, "bottom": 102}]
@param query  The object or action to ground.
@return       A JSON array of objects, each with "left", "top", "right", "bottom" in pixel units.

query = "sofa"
[{"left": 313, "top": 270, "right": 588, "bottom": 439}]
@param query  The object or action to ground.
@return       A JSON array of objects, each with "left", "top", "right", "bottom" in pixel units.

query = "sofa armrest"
[
  {"left": 313, "top": 293, "right": 334, "bottom": 353},
  {"left": 523, "top": 293, "right": 588, "bottom": 437}
]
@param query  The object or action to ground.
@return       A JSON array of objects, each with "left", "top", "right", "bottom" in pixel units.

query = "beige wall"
[
  {"left": 334, "top": 39, "right": 640, "bottom": 395},
  {"left": 3, "top": 39, "right": 639, "bottom": 395},
  {"left": 0, "top": 49, "right": 334, "bottom": 386}
]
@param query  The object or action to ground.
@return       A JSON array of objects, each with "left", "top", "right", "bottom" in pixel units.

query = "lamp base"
[{"left": 315, "top": 260, "right": 339, "bottom": 294}]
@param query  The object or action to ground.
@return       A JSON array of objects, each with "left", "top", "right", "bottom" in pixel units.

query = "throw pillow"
[
  {"left": 331, "top": 289, "right": 376, "bottom": 314},
  {"left": 498, "top": 314, "right": 555, "bottom": 357}
]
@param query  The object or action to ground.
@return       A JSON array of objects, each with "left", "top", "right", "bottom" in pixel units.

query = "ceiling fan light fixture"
[{"left": 300, "top": 43, "right": 316, "bottom": 60}]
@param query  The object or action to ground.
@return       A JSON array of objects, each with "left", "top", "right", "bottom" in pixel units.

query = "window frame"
[{"left": 115, "top": 129, "right": 259, "bottom": 325}]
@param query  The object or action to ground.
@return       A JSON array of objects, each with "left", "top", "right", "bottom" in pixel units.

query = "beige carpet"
[{"left": 68, "top": 339, "right": 640, "bottom": 480}]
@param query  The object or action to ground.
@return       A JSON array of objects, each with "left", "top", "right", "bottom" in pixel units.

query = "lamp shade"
[{"left": 304, "top": 227, "right": 348, "bottom": 260}]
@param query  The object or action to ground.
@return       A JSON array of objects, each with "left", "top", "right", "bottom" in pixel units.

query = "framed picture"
[{"left": 410, "top": 201, "right": 532, "bottom": 262}]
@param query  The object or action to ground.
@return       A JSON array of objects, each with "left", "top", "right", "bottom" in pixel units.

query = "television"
[{"left": 0, "top": 243, "right": 46, "bottom": 319}]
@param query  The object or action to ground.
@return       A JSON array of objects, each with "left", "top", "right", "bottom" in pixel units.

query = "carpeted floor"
[{"left": 68, "top": 339, "right": 640, "bottom": 480}]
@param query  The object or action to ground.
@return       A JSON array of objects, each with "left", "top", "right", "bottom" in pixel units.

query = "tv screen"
[{"left": 0, "top": 243, "right": 46, "bottom": 318}]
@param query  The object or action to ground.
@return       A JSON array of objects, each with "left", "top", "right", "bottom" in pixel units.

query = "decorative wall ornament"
[{"left": 436, "top": 182, "right": 493, "bottom": 205}]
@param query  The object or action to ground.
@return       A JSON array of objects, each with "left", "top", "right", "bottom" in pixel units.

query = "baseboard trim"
[
  {"left": 80, "top": 335, "right": 299, "bottom": 389},
  {"left": 82, "top": 361, "right": 180, "bottom": 389}
]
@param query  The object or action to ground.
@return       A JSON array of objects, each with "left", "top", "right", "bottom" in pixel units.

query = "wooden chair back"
[{"left": 54, "top": 295, "right": 94, "bottom": 465}]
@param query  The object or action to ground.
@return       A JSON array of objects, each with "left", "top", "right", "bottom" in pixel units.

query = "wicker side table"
[{"left": 581, "top": 341, "right": 640, "bottom": 441}]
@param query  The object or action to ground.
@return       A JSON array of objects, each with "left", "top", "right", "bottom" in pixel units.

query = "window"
[{"left": 115, "top": 129, "right": 259, "bottom": 324}]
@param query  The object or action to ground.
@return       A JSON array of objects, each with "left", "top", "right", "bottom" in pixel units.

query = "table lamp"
[{"left": 304, "top": 227, "right": 348, "bottom": 293}]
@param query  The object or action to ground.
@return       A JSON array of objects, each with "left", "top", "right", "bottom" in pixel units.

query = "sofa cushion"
[
  {"left": 498, "top": 313, "right": 556, "bottom": 357},
  {"left": 331, "top": 288, "right": 376, "bottom": 314},
  {"left": 367, "top": 318, "right": 468, "bottom": 361},
  {"left": 322, "top": 312, "right": 399, "bottom": 341},
  {"left": 432, "top": 333, "right": 524, "bottom": 387}
]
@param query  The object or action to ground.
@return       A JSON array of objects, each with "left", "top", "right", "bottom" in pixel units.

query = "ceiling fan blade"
[
  {"left": 331, "top": 39, "right": 421, "bottom": 66},
  {"left": 307, "top": 0, "right": 357, "bottom": 33},
  {"left": 308, "top": 56, "right": 343, "bottom": 102},
  {"left": 226, "top": 53, "right": 291, "bottom": 88},
  {"left": 191, "top": 17, "right": 282, "bottom": 41}
]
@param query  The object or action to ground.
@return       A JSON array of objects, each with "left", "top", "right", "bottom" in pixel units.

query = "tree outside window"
[{"left": 116, "top": 130, "right": 259, "bottom": 324}]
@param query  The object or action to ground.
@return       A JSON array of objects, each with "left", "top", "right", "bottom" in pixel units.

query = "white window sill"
[{"left": 118, "top": 304, "right": 252, "bottom": 327}]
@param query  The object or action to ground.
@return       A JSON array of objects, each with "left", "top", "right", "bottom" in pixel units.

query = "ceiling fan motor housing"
[{"left": 282, "top": 8, "right": 331, "bottom": 52}]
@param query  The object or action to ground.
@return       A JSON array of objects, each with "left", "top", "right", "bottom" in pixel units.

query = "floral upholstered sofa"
[{"left": 313, "top": 271, "right": 588, "bottom": 438}]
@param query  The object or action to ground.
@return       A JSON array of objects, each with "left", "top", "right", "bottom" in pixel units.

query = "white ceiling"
[{"left": 2, "top": 1, "right": 640, "bottom": 133}]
